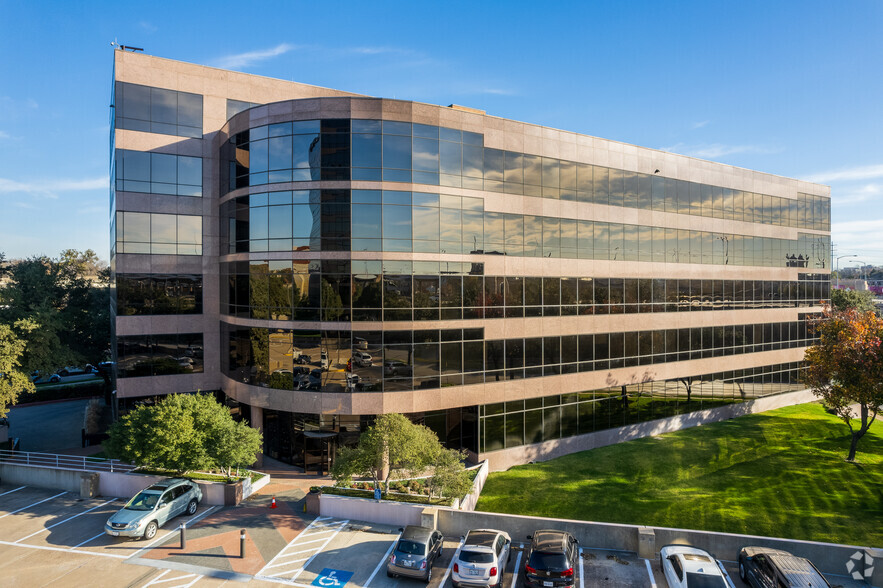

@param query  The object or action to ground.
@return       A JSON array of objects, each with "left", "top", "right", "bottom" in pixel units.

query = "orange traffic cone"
[{"left": 270, "top": 497, "right": 277, "bottom": 509}]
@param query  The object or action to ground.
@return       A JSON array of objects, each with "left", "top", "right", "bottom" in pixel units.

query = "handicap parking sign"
[{"left": 312, "top": 569, "right": 354, "bottom": 587}]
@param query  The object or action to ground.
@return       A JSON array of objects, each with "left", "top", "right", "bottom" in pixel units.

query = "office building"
[{"left": 111, "top": 50, "right": 831, "bottom": 471}]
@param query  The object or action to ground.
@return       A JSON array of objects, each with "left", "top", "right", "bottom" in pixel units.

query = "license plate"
[
  {"left": 543, "top": 583, "right": 554, "bottom": 587},
  {"left": 468, "top": 568, "right": 482, "bottom": 576},
  {"left": 112, "top": 531, "right": 119, "bottom": 536},
  {"left": 402, "top": 560, "right": 412, "bottom": 567}
]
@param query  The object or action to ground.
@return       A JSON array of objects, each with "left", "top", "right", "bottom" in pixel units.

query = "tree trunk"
[{"left": 847, "top": 432, "right": 860, "bottom": 462}]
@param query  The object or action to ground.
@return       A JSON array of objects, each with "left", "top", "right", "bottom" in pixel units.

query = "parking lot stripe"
[
  {"left": 579, "top": 547, "right": 585, "bottom": 588},
  {"left": 510, "top": 546, "right": 523, "bottom": 588},
  {"left": 0, "top": 490, "right": 67, "bottom": 519},
  {"left": 643, "top": 558, "right": 656, "bottom": 588},
  {"left": 364, "top": 530, "right": 400, "bottom": 587},
  {"left": 70, "top": 530, "right": 106, "bottom": 549},
  {"left": 255, "top": 517, "right": 348, "bottom": 583},
  {"left": 0, "top": 485, "right": 26, "bottom": 497},
  {"left": 144, "top": 569, "right": 203, "bottom": 586},
  {"left": 439, "top": 537, "right": 466, "bottom": 587},
  {"left": 127, "top": 505, "right": 220, "bottom": 561},
  {"left": 15, "top": 498, "right": 116, "bottom": 543},
  {"left": 0, "top": 539, "right": 128, "bottom": 558}
]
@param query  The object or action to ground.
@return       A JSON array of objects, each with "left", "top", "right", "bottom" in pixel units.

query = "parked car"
[
  {"left": 57, "top": 365, "right": 96, "bottom": 377},
  {"left": 308, "top": 368, "right": 323, "bottom": 390},
  {"left": 387, "top": 525, "right": 444, "bottom": 583},
  {"left": 295, "top": 353, "right": 312, "bottom": 365},
  {"left": 452, "top": 528, "right": 511, "bottom": 587},
  {"left": 384, "top": 360, "right": 412, "bottom": 377},
  {"left": 353, "top": 350, "right": 373, "bottom": 367},
  {"left": 660, "top": 545, "right": 729, "bottom": 588},
  {"left": 523, "top": 530, "right": 579, "bottom": 588},
  {"left": 738, "top": 546, "right": 831, "bottom": 588},
  {"left": 105, "top": 478, "right": 202, "bottom": 540},
  {"left": 320, "top": 350, "right": 330, "bottom": 370}
]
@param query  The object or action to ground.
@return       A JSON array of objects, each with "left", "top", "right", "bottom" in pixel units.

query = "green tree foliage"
[
  {"left": 427, "top": 448, "right": 473, "bottom": 501},
  {"left": 105, "top": 393, "right": 262, "bottom": 476},
  {"left": 331, "top": 413, "right": 469, "bottom": 498},
  {"left": 0, "top": 249, "right": 109, "bottom": 375},
  {"left": 831, "top": 288, "right": 876, "bottom": 313},
  {"left": 0, "top": 320, "right": 38, "bottom": 416},
  {"left": 803, "top": 306, "right": 883, "bottom": 461}
]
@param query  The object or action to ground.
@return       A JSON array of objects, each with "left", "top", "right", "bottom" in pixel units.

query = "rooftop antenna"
[{"left": 110, "top": 39, "right": 143, "bottom": 52}]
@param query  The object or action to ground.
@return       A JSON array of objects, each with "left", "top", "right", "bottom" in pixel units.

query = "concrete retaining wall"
[
  {"left": 483, "top": 389, "right": 818, "bottom": 471},
  {"left": 1, "top": 462, "right": 238, "bottom": 506},
  {"left": 319, "top": 494, "right": 425, "bottom": 527},
  {"left": 458, "top": 461, "right": 489, "bottom": 512},
  {"left": 0, "top": 462, "right": 96, "bottom": 495}
]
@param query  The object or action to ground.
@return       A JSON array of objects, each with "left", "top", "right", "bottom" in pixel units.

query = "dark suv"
[
  {"left": 523, "top": 530, "right": 579, "bottom": 588},
  {"left": 738, "top": 547, "right": 831, "bottom": 588}
]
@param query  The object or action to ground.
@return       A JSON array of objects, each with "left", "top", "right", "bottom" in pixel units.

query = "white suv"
[
  {"left": 452, "top": 528, "right": 511, "bottom": 587},
  {"left": 353, "top": 350, "right": 373, "bottom": 367}
]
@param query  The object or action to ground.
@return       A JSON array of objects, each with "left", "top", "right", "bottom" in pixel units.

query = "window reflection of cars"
[
  {"left": 353, "top": 350, "right": 372, "bottom": 367},
  {"left": 384, "top": 360, "right": 412, "bottom": 377}
]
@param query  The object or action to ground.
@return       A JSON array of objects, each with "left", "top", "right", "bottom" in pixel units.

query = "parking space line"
[
  {"left": 0, "top": 485, "right": 26, "bottom": 497},
  {"left": 255, "top": 517, "right": 348, "bottom": 583},
  {"left": 644, "top": 558, "right": 656, "bottom": 588},
  {"left": 510, "top": 546, "right": 523, "bottom": 588},
  {"left": 580, "top": 547, "right": 585, "bottom": 588},
  {"left": 70, "top": 530, "right": 105, "bottom": 549},
  {"left": 0, "top": 539, "right": 128, "bottom": 558},
  {"left": 364, "top": 530, "right": 400, "bottom": 587},
  {"left": 15, "top": 498, "right": 116, "bottom": 543},
  {"left": 127, "top": 505, "right": 220, "bottom": 561},
  {"left": 0, "top": 491, "right": 67, "bottom": 519},
  {"left": 143, "top": 569, "right": 203, "bottom": 587},
  {"left": 175, "top": 575, "right": 203, "bottom": 588},
  {"left": 439, "top": 537, "right": 466, "bottom": 587}
]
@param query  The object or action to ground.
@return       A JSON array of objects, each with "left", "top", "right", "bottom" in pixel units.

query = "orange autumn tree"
[{"left": 803, "top": 305, "right": 883, "bottom": 462}]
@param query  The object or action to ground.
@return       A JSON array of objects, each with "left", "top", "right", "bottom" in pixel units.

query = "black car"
[
  {"left": 523, "top": 530, "right": 579, "bottom": 588},
  {"left": 738, "top": 547, "right": 831, "bottom": 588}
]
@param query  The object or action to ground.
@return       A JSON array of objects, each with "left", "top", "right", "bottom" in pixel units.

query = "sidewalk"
[{"left": 253, "top": 455, "right": 332, "bottom": 497}]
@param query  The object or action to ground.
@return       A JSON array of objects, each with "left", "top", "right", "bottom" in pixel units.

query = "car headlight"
[{"left": 127, "top": 521, "right": 141, "bottom": 529}]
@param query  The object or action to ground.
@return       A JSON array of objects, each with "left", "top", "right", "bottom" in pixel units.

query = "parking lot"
[{"left": 0, "top": 483, "right": 867, "bottom": 587}]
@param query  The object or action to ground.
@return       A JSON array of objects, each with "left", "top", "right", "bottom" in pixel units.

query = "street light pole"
[
  {"left": 849, "top": 260, "right": 868, "bottom": 283},
  {"left": 835, "top": 254, "right": 858, "bottom": 289}
]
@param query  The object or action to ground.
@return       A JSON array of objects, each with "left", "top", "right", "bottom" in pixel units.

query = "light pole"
[
  {"left": 835, "top": 254, "right": 858, "bottom": 289},
  {"left": 849, "top": 260, "right": 868, "bottom": 283}
]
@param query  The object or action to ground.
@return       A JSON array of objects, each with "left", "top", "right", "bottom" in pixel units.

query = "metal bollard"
[
  {"left": 240, "top": 529, "right": 246, "bottom": 558},
  {"left": 180, "top": 523, "right": 186, "bottom": 549}
]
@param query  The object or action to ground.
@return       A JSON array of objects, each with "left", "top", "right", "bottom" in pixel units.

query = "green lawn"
[{"left": 476, "top": 403, "right": 883, "bottom": 546}]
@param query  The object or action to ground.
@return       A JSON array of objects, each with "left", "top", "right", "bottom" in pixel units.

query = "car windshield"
[
  {"left": 124, "top": 491, "right": 160, "bottom": 511},
  {"left": 459, "top": 549, "right": 494, "bottom": 563},
  {"left": 685, "top": 572, "right": 728, "bottom": 588},
  {"left": 396, "top": 540, "right": 426, "bottom": 555},
  {"left": 528, "top": 551, "right": 569, "bottom": 570}
]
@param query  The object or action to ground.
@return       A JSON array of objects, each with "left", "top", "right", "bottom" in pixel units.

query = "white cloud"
[
  {"left": 213, "top": 43, "right": 296, "bottom": 69},
  {"left": 832, "top": 218, "right": 883, "bottom": 265},
  {"left": 691, "top": 120, "right": 710, "bottom": 129},
  {"left": 660, "top": 143, "right": 777, "bottom": 160},
  {"left": 0, "top": 131, "right": 9, "bottom": 139},
  {"left": 833, "top": 182, "right": 883, "bottom": 205},
  {"left": 0, "top": 176, "right": 107, "bottom": 198},
  {"left": 804, "top": 163, "right": 883, "bottom": 184}
]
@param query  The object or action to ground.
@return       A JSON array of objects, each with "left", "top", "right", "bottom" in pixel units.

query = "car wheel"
[
  {"left": 50, "top": 375, "right": 60, "bottom": 383},
  {"left": 425, "top": 566, "right": 432, "bottom": 583},
  {"left": 739, "top": 561, "right": 747, "bottom": 583},
  {"left": 143, "top": 521, "right": 158, "bottom": 540},
  {"left": 386, "top": 571, "right": 395, "bottom": 578},
  {"left": 186, "top": 499, "right": 198, "bottom": 515}
]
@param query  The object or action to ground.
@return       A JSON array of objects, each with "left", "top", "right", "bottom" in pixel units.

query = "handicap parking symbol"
[{"left": 312, "top": 568, "right": 354, "bottom": 587}]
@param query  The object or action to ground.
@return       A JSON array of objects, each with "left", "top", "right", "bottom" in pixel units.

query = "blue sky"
[{"left": 1, "top": 0, "right": 881, "bottom": 267}]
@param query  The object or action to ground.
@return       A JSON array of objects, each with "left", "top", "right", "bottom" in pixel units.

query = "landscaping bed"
[{"left": 477, "top": 403, "right": 883, "bottom": 546}]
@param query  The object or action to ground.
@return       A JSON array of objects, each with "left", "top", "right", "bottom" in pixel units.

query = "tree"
[
  {"left": 831, "top": 288, "right": 876, "bottom": 313},
  {"left": 105, "top": 393, "right": 262, "bottom": 476},
  {"left": 803, "top": 306, "right": 883, "bottom": 461},
  {"left": 426, "top": 448, "right": 472, "bottom": 501},
  {"left": 0, "top": 250, "right": 110, "bottom": 375},
  {"left": 0, "top": 320, "right": 38, "bottom": 416},
  {"left": 331, "top": 413, "right": 438, "bottom": 494}
]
